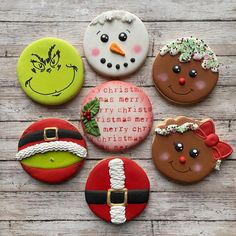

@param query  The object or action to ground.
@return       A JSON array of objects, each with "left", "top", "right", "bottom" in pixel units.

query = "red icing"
[
  {"left": 21, "top": 160, "right": 84, "bottom": 184},
  {"left": 179, "top": 156, "right": 186, "bottom": 164},
  {"left": 85, "top": 157, "right": 150, "bottom": 222},
  {"left": 195, "top": 120, "right": 233, "bottom": 160},
  {"left": 179, "top": 77, "right": 186, "bottom": 85}
]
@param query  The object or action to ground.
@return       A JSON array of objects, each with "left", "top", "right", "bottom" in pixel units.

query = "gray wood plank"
[
  {"left": 0, "top": 191, "right": 235, "bottom": 221},
  {"left": 153, "top": 221, "right": 236, "bottom": 236},
  {"left": 0, "top": 0, "right": 236, "bottom": 22},
  {"left": 1, "top": 21, "right": 236, "bottom": 57},
  {"left": 1, "top": 56, "right": 236, "bottom": 87},
  {"left": 0, "top": 159, "right": 235, "bottom": 193}
]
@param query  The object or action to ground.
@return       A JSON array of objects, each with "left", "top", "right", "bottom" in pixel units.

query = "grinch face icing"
[
  {"left": 152, "top": 117, "right": 233, "bottom": 183},
  {"left": 17, "top": 37, "right": 84, "bottom": 105},
  {"left": 83, "top": 10, "right": 149, "bottom": 77},
  {"left": 153, "top": 37, "right": 219, "bottom": 105}
]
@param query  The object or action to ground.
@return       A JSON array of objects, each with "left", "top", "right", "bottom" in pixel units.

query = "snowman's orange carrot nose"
[{"left": 110, "top": 42, "right": 125, "bottom": 56}]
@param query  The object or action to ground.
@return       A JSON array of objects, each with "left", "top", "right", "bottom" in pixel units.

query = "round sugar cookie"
[
  {"left": 83, "top": 10, "right": 149, "bottom": 77},
  {"left": 17, "top": 37, "right": 84, "bottom": 105},
  {"left": 152, "top": 116, "right": 233, "bottom": 184},
  {"left": 81, "top": 81, "right": 153, "bottom": 151},
  {"left": 85, "top": 157, "right": 150, "bottom": 224},
  {"left": 16, "top": 118, "right": 87, "bottom": 184},
  {"left": 152, "top": 37, "right": 219, "bottom": 105}
]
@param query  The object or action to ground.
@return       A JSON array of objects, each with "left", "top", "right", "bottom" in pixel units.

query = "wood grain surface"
[{"left": 0, "top": 0, "right": 235, "bottom": 235}]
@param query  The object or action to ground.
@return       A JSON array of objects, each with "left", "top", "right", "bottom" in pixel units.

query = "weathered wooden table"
[{"left": 0, "top": 1, "right": 235, "bottom": 235}]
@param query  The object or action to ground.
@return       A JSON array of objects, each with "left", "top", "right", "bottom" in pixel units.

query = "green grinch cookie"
[{"left": 17, "top": 37, "right": 84, "bottom": 105}]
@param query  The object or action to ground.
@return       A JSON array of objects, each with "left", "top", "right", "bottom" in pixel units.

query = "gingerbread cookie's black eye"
[
  {"left": 174, "top": 142, "right": 184, "bottom": 152},
  {"left": 100, "top": 34, "right": 109, "bottom": 43},
  {"left": 118, "top": 32, "right": 127, "bottom": 42},
  {"left": 189, "top": 148, "right": 199, "bottom": 158},
  {"left": 189, "top": 69, "right": 197, "bottom": 78},
  {"left": 172, "top": 65, "right": 181, "bottom": 73}
]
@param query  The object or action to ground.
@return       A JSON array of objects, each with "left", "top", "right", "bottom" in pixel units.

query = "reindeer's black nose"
[{"left": 46, "top": 68, "right": 52, "bottom": 73}]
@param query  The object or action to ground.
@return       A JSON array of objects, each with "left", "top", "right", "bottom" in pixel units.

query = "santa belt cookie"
[{"left": 16, "top": 126, "right": 87, "bottom": 160}]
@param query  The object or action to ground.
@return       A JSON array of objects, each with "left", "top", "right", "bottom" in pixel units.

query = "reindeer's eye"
[
  {"left": 189, "top": 148, "right": 199, "bottom": 158},
  {"left": 189, "top": 69, "right": 197, "bottom": 78},
  {"left": 172, "top": 65, "right": 181, "bottom": 73},
  {"left": 50, "top": 52, "right": 60, "bottom": 68},
  {"left": 31, "top": 60, "right": 45, "bottom": 71},
  {"left": 174, "top": 142, "right": 184, "bottom": 152}
]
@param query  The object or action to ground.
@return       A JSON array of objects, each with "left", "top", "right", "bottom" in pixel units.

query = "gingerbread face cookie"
[
  {"left": 153, "top": 37, "right": 219, "bottom": 105},
  {"left": 17, "top": 37, "right": 84, "bottom": 105},
  {"left": 16, "top": 118, "right": 87, "bottom": 183},
  {"left": 83, "top": 10, "right": 149, "bottom": 77},
  {"left": 85, "top": 157, "right": 150, "bottom": 224},
  {"left": 81, "top": 81, "right": 153, "bottom": 151},
  {"left": 152, "top": 117, "right": 233, "bottom": 183}
]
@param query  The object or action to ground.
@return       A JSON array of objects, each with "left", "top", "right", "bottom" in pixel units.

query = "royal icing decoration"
[
  {"left": 85, "top": 157, "right": 150, "bottom": 224},
  {"left": 83, "top": 10, "right": 149, "bottom": 77},
  {"left": 155, "top": 122, "right": 198, "bottom": 136},
  {"left": 81, "top": 81, "right": 153, "bottom": 152},
  {"left": 160, "top": 37, "right": 219, "bottom": 72},
  {"left": 17, "top": 37, "right": 84, "bottom": 105},
  {"left": 82, "top": 98, "right": 101, "bottom": 137},
  {"left": 152, "top": 117, "right": 233, "bottom": 184}
]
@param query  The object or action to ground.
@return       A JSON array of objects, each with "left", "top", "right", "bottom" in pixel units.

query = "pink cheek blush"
[
  {"left": 194, "top": 80, "right": 206, "bottom": 90},
  {"left": 91, "top": 48, "right": 100, "bottom": 57},
  {"left": 158, "top": 152, "right": 170, "bottom": 162},
  {"left": 156, "top": 73, "right": 168, "bottom": 82},
  {"left": 192, "top": 163, "right": 203, "bottom": 172},
  {"left": 133, "top": 45, "right": 142, "bottom": 54}
]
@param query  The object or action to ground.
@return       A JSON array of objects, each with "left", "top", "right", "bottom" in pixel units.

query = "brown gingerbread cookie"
[
  {"left": 152, "top": 117, "right": 233, "bottom": 184},
  {"left": 153, "top": 37, "right": 219, "bottom": 105}
]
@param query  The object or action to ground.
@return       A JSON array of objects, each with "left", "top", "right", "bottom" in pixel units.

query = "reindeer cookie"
[
  {"left": 83, "top": 10, "right": 149, "bottom": 77},
  {"left": 153, "top": 37, "right": 219, "bottom": 105},
  {"left": 152, "top": 117, "right": 233, "bottom": 183}
]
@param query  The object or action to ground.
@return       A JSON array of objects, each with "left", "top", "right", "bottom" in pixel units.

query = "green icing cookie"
[
  {"left": 21, "top": 151, "right": 82, "bottom": 169},
  {"left": 17, "top": 37, "right": 84, "bottom": 105}
]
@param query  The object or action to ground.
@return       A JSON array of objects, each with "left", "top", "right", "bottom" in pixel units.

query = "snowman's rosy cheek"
[
  {"left": 91, "top": 48, "right": 100, "bottom": 57},
  {"left": 194, "top": 80, "right": 206, "bottom": 90},
  {"left": 133, "top": 44, "right": 142, "bottom": 54},
  {"left": 156, "top": 73, "right": 169, "bottom": 82},
  {"left": 191, "top": 163, "right": 203, "bottom": 172}
]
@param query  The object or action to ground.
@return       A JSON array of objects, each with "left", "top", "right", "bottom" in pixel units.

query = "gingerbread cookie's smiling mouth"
[
  {"left": 169, "top": 161, "right": 191, "bottom": 173},
  {"left": 168, "top": 85, "right": 193, "bottom": 95},
  {"left": 25, "top": 64, "right": 78, "bottom": 96}
]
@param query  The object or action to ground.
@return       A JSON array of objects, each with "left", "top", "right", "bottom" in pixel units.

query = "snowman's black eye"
[
  {"left": 189, "top": 69, "right": 197, "bottom": 78},
  {"left": 118, "top": 32, "right": 127, "bottom": 42},
  {"left": 172, "top": 65, "right": 181, "bottom": 73},
  {"left": 174, "top": 142, "right": 184, "bottom": 152},
  {"left": 100, "top": 34, "right": 109, "bottom": 43},
  {"left": 189, "top": 148, "right": 199, "bottom": 158}
]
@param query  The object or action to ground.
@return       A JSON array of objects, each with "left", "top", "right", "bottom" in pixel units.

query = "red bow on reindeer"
[{"left": 195, "top": 120, "right": 233, "bottom": 160}]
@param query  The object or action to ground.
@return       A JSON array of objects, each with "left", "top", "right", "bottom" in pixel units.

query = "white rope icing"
[
  {"left": 108, "top": 158, "right": 126, "bottom": 224},
  {"left": 155, "top": 122, "right": 198, "bottom": 136},
  {"left": 214, "top": 160, "right": 222, "bottom": 171},
  {"left": 15, "top": 141, "right": 87, "bottom": 160}
]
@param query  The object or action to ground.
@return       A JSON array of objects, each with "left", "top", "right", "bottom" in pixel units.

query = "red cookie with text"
[
  {"left": 85, "top": 157, "right": 150, "bottom": 224},
  {"left": 81, "top": 81, "right": 153, "bottom": 151},
  {"left": 153, "top": 37, "right": 219, "bottom": 105},
  {"left": 152, "top": 116, "right": 233, "bottom": 183},
  {"left": 16, "top": 118, "right": 87, "bottom": 183}
]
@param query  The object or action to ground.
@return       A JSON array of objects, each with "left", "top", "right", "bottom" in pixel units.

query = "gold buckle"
[
  {"left": 44, "top": 127, "right": 59, "bottom": 141},
  {"left": 107, "top": 188, "right": 128, "bottom": 207}
]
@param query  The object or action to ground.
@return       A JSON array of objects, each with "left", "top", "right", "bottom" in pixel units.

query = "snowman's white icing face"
[{"left": 83, "top": 13, "right": 149, "bottom": 77}]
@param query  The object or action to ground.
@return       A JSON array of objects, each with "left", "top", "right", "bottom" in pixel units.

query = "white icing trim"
[
  {"left": 15, "top": 141, "right": 87, "bottom": 160},
  {"left": 108, "top": 158, "right": 126, "bottom": 224},
  {"left": 155, "top": 122, "right": 198, "bottom": 136},
  {"left": 90, "top": 10, "right": 136, "bottom": 26}
]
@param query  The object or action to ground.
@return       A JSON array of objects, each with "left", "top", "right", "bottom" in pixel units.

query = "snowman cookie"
[
  {"left": 153, "top": 37, "right": 219, "bottom": 105},
  {"left": 17, "top": 37, "right": 84, "bottom": 105},
  {"left": 152, "top": 117, "right": 233, "bottom": 183},
  {"left": 83, "top": 10, "right": 149, "bottom": 77},
  {"left": 16, "top": 118, "right": 87, "bottom": 183},
  {"left": 81, "top": 81, "right": 153, "bottom": 152},
  {"left": 85, "top": 157, "right": 150, "bottom": 224}
]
